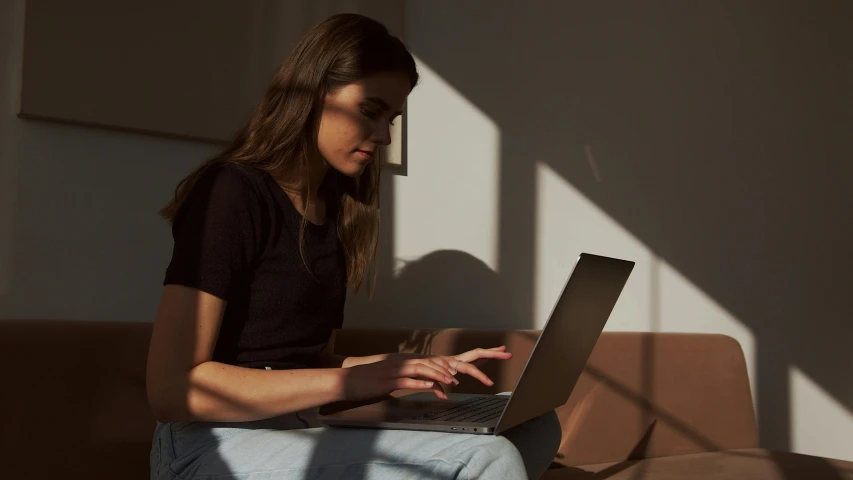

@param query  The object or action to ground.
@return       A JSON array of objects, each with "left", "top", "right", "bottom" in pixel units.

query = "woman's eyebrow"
[
  {"left": 365, "top": 97, "right": 403, "bottom": 117},
  {"left": 365, "top": 97, "right": 391, "bottom": 110}
]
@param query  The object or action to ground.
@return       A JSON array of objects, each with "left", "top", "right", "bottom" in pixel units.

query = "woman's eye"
[{"left": 361, "top": 108, "right": 379, "bottom": 119}]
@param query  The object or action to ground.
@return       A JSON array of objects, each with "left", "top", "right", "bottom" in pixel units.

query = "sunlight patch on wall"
[
  {"left": 394, "top": 57, "right": 500, "bottom": 271},
  {"left": 790, "top": 366, "right": 853, "bottom": 461},
  {"left": 535, "top": 159, "right": 760, "bottom": 423},
  {"left": 534, "top": 161, "right": 653, "bottom": 330},
  {"left": 534, "top": 159, "right": 757, "bottom": 403},
  {"left": 658, "top": 261, "right": 756, "bottom": 404}
]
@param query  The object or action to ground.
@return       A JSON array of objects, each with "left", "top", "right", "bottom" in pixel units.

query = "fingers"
[
  {"left": 399, "top": 361, "right": 456, "bottom": 385},
  {"left": 478, "top": 349, "right": 513, "bottom": 360},
  {"left": 455, "top": 346, "right": 513, "bottom": 363},
  {"left": 455, "top": 361, "right": 495, "bottom": 387},
  {"left": 396, "top": 378, "right": 436, "bottom": 390},
  {"left": 428, "top": 357, "right": 460, "bottom": 384},
  {"left": 391, "top": 378, "right": 448, "bottom": 400},
  {"left": 431, "top": 381, "right": 448, "bottom": 400},
  {"left": 419, "top": 359, "right": 457, "bottom": 383},
  {"left": 385, "top": 351, "right": 506, "bottom": 391},
  {"left": 428, "top": 355, "right": 453, "bottom": 371}
]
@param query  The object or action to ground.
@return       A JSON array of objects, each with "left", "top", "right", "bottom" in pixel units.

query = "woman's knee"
[{"left": 464, "top": 435, "right": 528, "bottom": 479}]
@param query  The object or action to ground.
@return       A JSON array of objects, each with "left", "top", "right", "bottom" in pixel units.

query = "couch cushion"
[
  {"left": 541, "top": 449, "right": 853, "bottom": 479},
  {"left": 0, "top": 319, "right": 155, "bottom": 480},
  {"left": 332, "top": 329, "right": 758, "bottom": 466},
  {"left": 556, "top": 332, "right": 757, "bottom": 465}
]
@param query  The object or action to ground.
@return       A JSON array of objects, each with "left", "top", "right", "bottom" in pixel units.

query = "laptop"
[{"left": 318, "top": 253, "right": 634, "bottom": 435}]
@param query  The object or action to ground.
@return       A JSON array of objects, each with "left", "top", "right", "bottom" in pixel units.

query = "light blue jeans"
[{"left": 150, "top": 407, "right": 562, "bottom": 480}]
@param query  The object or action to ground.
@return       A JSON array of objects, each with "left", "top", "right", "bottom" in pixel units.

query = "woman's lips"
[{"left": 356, "top": 150, "right": 374, "bottom": 160}]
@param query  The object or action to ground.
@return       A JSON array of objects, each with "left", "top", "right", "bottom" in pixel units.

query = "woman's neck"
[
  {"left": 275, "top": 159, "right": 330, "bottom": 204},
  {"left": 272, "top": 159, "right": 332, "bottom": 226}
]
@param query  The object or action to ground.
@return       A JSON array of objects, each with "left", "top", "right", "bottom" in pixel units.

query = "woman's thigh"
[{"left": 153, "top": 411, "right": 561, "bottom": 480}]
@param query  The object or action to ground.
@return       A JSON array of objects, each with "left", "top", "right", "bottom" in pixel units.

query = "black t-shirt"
[{"left": 163, "top": 161, "right": 346, "bottom": 370}]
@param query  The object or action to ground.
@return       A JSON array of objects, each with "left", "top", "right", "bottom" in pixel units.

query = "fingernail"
[
  {"left": 453, "top": 378, "right": 460, "bottom": 385},
  {"left": 445, "top": 376, "right": 453, "bottom": 383}
]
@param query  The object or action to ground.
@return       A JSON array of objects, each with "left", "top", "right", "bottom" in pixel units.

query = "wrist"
[
  {"left": 341, "top": 353, "right": 387, "bottom": 368},
  {"left": 326, "top": 368, "right": 350, "bottom": 402},
  {"left": 340, "top": 355, "right": 357, "bottom": 368}
]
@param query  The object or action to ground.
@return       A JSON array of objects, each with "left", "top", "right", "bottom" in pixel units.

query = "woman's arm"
[
  {"left": 147, "top": 285, "right": 505, "bottom": 423},
  {"left": 146, "top": 284, "right": 347, "bottom": 423},
  {"left": 316, "top": 327, "right": 515, "bottom": 373},
  {"left": 316, "top": 340, "right": 388, "bottom": 369}
]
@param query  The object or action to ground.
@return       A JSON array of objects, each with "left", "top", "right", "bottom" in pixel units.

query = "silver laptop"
[{"left": 318, "top": 253, "right": 634, "bottom": 435}]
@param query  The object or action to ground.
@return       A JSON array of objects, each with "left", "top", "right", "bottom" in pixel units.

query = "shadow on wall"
[
  {"left": 347, "top": 249, "right": 524, "bottom": 330},
  {"left": 402, "top": 0, "right": 853, "bottom": 455}
]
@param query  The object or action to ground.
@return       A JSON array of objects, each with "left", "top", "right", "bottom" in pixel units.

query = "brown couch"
[{"left": 1, "top": 319, "right": 850, "bottom": 479}]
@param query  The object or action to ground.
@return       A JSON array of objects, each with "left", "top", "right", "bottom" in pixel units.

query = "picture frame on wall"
[{"left": 19, "top": 0, "right": 407, "bottom": 170}]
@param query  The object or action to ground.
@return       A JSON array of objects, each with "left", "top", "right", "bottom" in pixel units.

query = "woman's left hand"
[
  {"left": 450, "top": 345, "right": 514, "bottom": 370},
  {"left": 386, "top": 346, "right": 513, "bottom": 399}
]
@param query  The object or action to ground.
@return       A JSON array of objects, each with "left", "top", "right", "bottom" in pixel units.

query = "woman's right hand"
[{"left": 340, "top": 355, "right": 461, "bottom": 401}]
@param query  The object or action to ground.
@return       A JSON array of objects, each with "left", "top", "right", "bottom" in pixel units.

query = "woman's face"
[{"left": 316, "top": 71, "right": 411, "bottom": 177}]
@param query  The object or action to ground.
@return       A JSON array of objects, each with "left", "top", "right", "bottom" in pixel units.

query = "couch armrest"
[{"left": 332, "top": 328, "right": 758, "bottom": 466}]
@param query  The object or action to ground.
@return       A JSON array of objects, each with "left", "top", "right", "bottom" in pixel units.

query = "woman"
[{"left": 147, "top": 13, "right": 561, "bottom": 480}]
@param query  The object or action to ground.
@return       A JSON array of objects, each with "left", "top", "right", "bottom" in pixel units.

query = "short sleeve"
[{"left": 163, "top": 163, "right": 263, "bottom": 299}]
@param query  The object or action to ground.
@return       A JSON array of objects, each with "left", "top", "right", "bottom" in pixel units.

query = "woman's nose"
[{"left": 372, "top": 123, "right": 392, "bottom": 146}]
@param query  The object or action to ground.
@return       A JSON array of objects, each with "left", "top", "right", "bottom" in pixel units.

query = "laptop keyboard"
[{"left": 410, "top": 395, "right": 509, "bottom": 423}]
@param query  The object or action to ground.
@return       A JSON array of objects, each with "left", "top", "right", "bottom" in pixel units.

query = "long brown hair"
[{"left": 160, "top": 13, "right": 418, "bottom": 295}]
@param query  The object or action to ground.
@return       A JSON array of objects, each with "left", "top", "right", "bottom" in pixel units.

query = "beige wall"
[
  {"left": 347, "top": 0, "right": 853, "bottom": 461},
  {"left": 1, "top": 0, "right": 850, "bottom": 461}
]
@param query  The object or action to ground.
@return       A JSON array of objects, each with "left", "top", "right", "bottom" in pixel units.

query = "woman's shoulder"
[
  {"left": 173, "top": 161, "right": 276, "bottom": 226},
  {"left": 187, "top": 161, "right": 278, "bottom": 208},
  {"left": 202, "top": 161, "right": 267, "bottom": 190}
]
